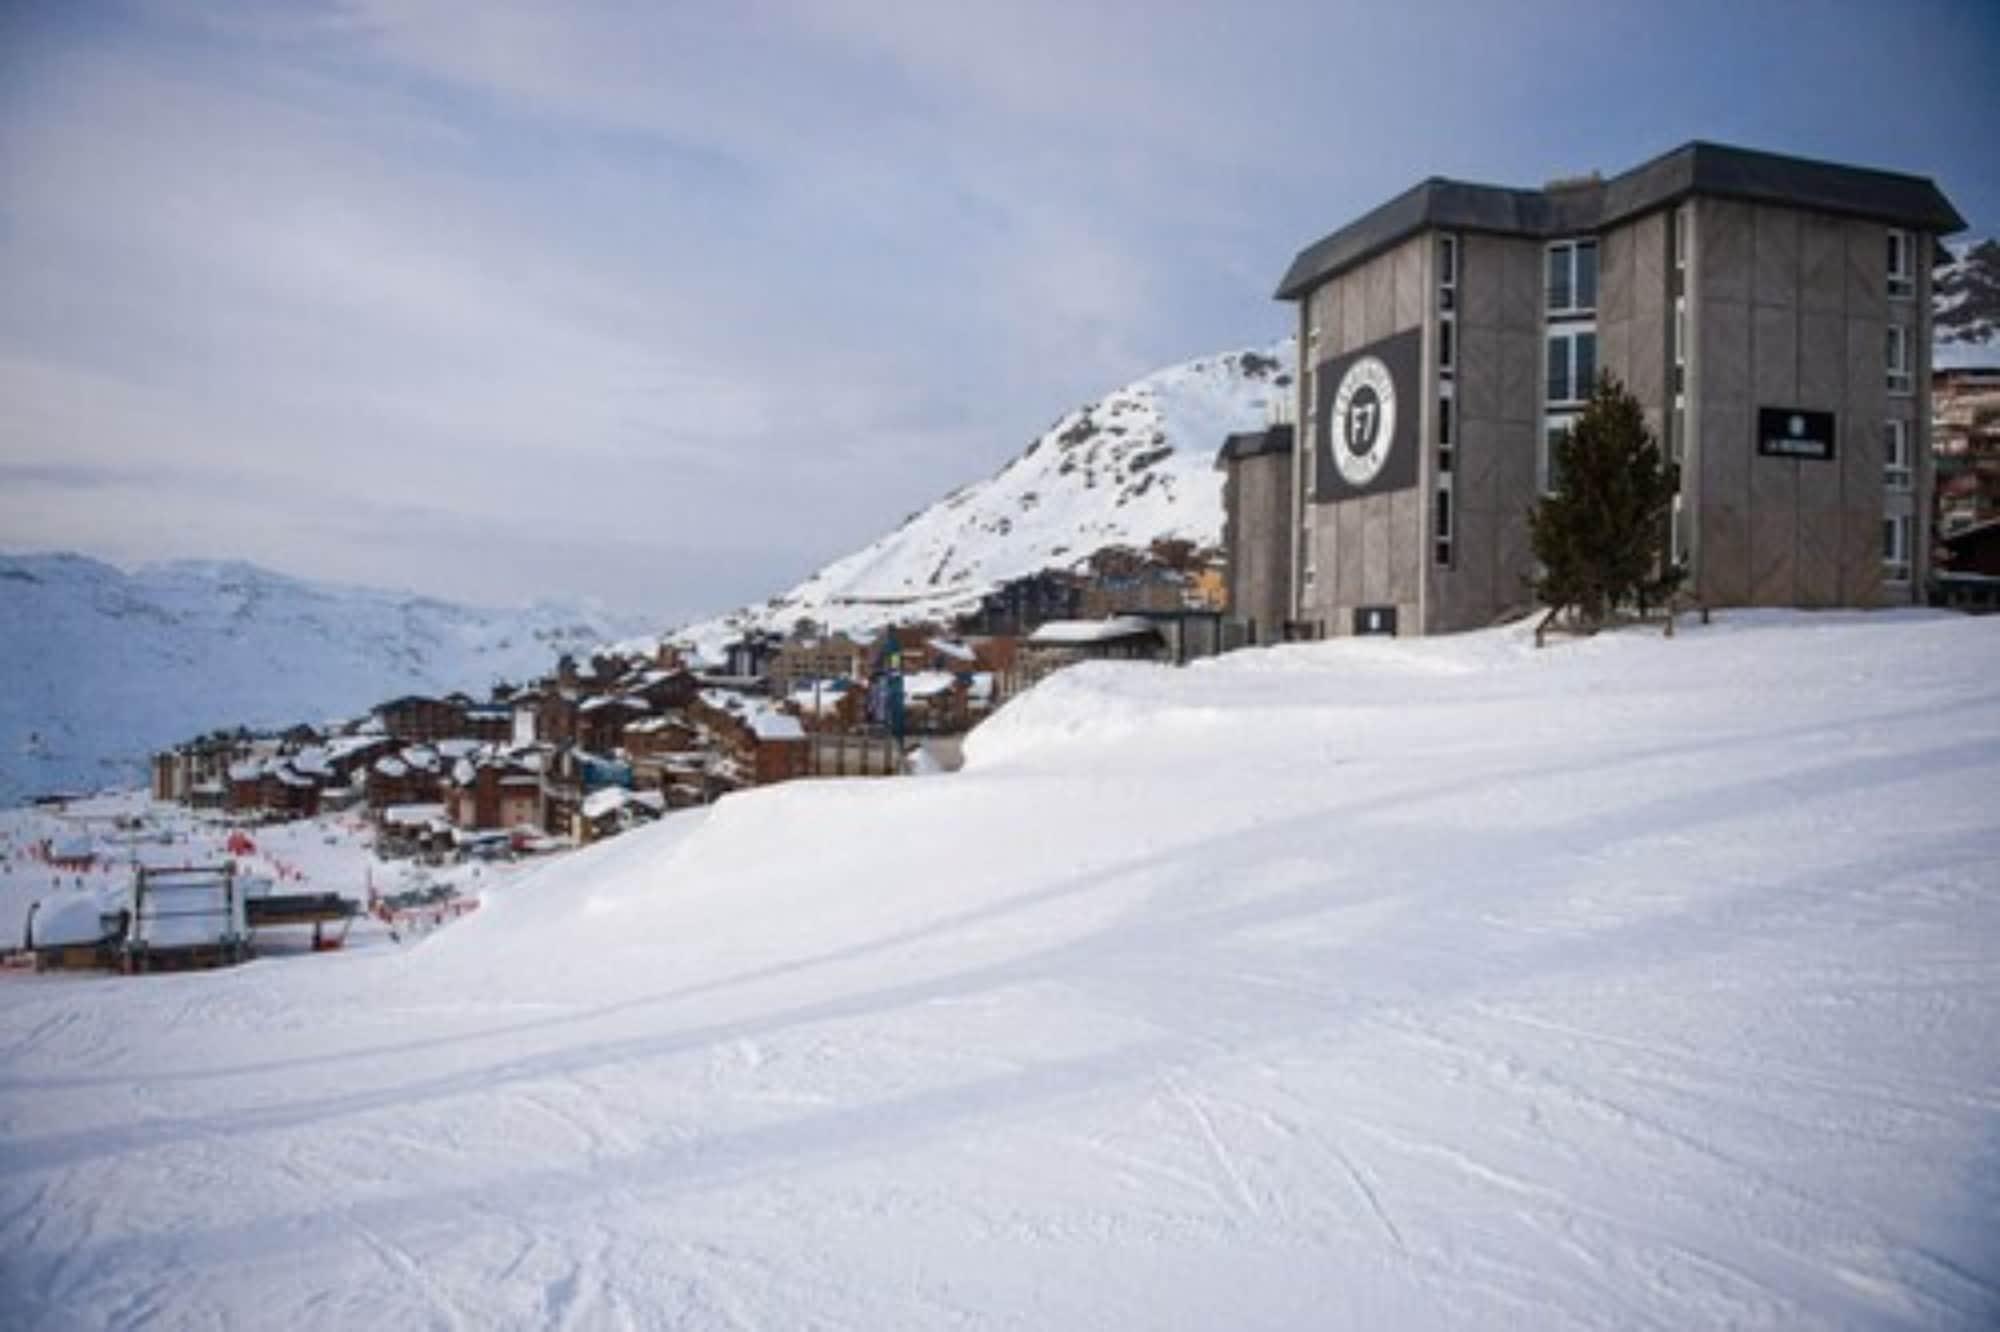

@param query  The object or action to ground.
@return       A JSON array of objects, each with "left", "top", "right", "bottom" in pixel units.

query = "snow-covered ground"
[
  {"left": 0, "top": 792, "right": 525, "bottom": 959},
  {"left": 2, "top": 611, "right": 1997, "bottom": 1329}
]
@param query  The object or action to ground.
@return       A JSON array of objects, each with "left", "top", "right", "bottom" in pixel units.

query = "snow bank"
[{"left": 1, "top": 611, "right": 1997, "bottom": 1330}]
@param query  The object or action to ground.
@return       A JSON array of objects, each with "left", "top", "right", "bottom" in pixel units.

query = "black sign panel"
[
  {"left": 1314, "top": 328, "right": 1422, "bottom": 502},
  {"left": 1757, "top": 407, "right": 1836, "bottom": 461},
  {"left": 1352, "top": 605, "right": 1399, "bottom": 636}
]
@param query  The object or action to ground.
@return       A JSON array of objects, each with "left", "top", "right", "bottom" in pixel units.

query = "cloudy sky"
[{"left": 3, "top": 1, "right": 1996, "bottom": 625}]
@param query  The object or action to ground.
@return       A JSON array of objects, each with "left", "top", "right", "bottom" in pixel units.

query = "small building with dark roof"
[
  {"left": 1225, "top": 141, "right": 1964, "bottom": 637},
  {"left": 1215, "top": 423, "right": 1296, "bottom": 643}
]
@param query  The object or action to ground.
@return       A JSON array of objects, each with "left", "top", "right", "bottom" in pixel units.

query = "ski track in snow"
[{"left": 1, "top": 610, "right": 1998, "bottom": 1328}]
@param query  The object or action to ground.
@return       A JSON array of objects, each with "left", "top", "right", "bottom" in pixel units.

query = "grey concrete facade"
[
  {"left": 1245, "top": 142, "right": 1961, "bottom": 636},
  {"left": 1293, "top": 234, "right": 1429, "bottom": 636},
  {"left": 1218, "top": 434, "right": 1294, "bottom": 641},
  {"left": 1428, "top": 232, "right": 1544, "bottom": 632},
  {"left": 1681, "top": 201, "right": 1928, "bottom": 609}
]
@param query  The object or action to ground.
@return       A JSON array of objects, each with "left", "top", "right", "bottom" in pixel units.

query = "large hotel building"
[{"left": 1221, "top": 141, "right": 1965, "bottom": 638}]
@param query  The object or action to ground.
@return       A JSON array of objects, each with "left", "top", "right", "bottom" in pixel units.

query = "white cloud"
[{"left": 3, "top": 0, "right": 1994, "bottom": 620}]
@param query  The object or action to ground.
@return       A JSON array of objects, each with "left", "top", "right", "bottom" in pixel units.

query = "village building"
[
  {"left": 1217, "top": 423, "right": 1300, "bottom": 642},
  {"left": 1933, "top": 365, "right": 2000, "bottom": 534},
  {"left": 578, "top": 787, "right": 667, "bottom": 842},
  {"left": 372, "top": 695, "right": 469, "bottom": 744},
  {"left": 691, "top": 690, "right": 809, "bottom": 787},
  {"left": 769, "top": 634, "right": 871, "bottom": 698},
  {"left": 461, "top": 704, "right": 514, "bottom": 744},
  {"left": 619, "top": 666, "right": 700, "bottom": 712},
  {"left": 377, "top": 804, "right": 452, "bottom": 859},
  {"left": 533, "top": 691, "right": 580, "bottom": 748},
  {"left": 538, "top": 747, "right": 634, "bottom": 836},
  {"left": 365, "top": 747, "right": 443, "bottom": 811},
  {"left": 1222, "top": 141, "right": 1964, "bottom": 638},
  {"left": 222, "top": 757, "right": 321, "bottom": 820},
  {"left": 441, "top": 754, "right": 543, "bottom": 833},
  {"left": 577, "top": 694, "right": 652, "bottom": 755},
  {"left": 621, "top": 714, "right": 700, "bottom": 760},
  {"left": 957, "top": 570, "right": 1085, "bottom": 637},
  {"left": 1021, "top": 616, "right": 1167, "bottom": 683},
  {"left": 1076, "top": 547, "right": 1196, "bottom": 619},
  {"left": 151, "top": 733, "right": 256, "bottom": 804},
  {"left": 1932, "top": 516, "right": 2000, "bottom": 613},
  {"left": 710, "top": 632, "right": 784, "bottom": 686},
  {"left": 899, "top": 671, "right": 970, "bottom": 734},
  {"left": 785, "top": 679, "right": 866, "bottom": 732}
]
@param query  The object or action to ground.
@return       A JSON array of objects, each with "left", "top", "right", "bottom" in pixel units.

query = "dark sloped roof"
[
  {"left": 1214, "top": 423, "right": 1295, "bottom": 469},
  {"left": 1277, "top": 141, "right": 1966, "bottom": 301}
]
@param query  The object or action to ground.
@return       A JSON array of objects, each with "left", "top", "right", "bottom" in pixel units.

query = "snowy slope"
[
  {"left": 2, "top": 610, "right": 1997, "bottom": 1329},
  {"left": 0, "top": 554, "right": 643, "bottom": 805},
  {"left": 682, "top": 344, "right": 1293, "bottom": 650}
]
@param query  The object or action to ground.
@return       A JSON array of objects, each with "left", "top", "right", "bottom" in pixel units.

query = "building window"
[
  {"left": 1547, "top": 238, "right": 1598, "bottom": 316},
  {"left": 1540, "top": 419, "right": 1571, "bottom": 496},
  {"left": 1887, "top": 229, "right": 1914, "bottom": 300},
  {"left": 1433, "top": 485, "right": 1454, "bottom": 568},
  {"left": 1673, "top": 204, "right": 1690, "bottom": 273},
  {"left": 1437, "top": 234, "right": 1457, "bottom": 313},
  {"left": 1547, "top": 328, "right": 1596, "bottom": 405},
  {"left": 1437, "top": 392, "right": 1453, "bottom": 463},
  {"left": 1882, "top": 513, "right": 1911, "bottom": 583},
  {"left": 1672, "top": 295, "right": 1687, "bottom": 397},
  {"left": 1887, "top": 324, "right": 1913, "bottom": 395},
  {"left": 1439, "top": 318, "right": 1455, "bottom": 377},
  {"left": 1883, "top": 419, "right": 1912, "bottom": 490}
]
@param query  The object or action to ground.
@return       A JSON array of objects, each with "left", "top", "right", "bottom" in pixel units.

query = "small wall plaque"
[{"left": 1757, "top": 407, "right": 1836, "bottom": 461}]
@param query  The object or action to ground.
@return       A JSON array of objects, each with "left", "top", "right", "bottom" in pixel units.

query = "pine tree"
[
  {"left": 1527, "top": 374, "right": 1684, "bottom": 634},
  {"left": 1935, "top": 237, "right": 2000, "bottom": 350}
]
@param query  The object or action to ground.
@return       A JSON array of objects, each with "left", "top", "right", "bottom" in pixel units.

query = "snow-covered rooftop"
[
  {"left": 1026, "top": 615, "right": 1163, "bottom": 646},
  {"left": 381, "top": 803, "right": 446, "bottom": 828},
  {"left": 901, "top": 670, "right": 959, "bottom": 700}
]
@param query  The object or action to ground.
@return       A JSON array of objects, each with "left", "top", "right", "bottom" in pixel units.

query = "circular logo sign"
[{"left": 1332, "top": 355, "right": 1397, "bottom": 487}]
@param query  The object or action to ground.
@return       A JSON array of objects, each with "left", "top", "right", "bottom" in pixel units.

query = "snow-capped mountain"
[
  {"left": 680, "top": 343, "right": 1294, "bottom": 650},
  {"left": 0, "top": 554, "right": 645, "bottom": 805}
]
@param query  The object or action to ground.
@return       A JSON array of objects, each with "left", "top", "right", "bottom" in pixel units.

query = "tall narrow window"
[
  {"left": 1882, "top": 513, "right": 1911, "bottom": 583},
  {"left": 1433, "top": 232, "right": 1457, "bottom": 574},
  {"left": 1547, "top": 335, "right": 1572, "bottom": 405},
  {"left": 1670, "top": 205, "right": 1689, "bottom": 475},
  {"left": 1546, "top": 239, "right": 1598, "bottom": 316},
  {"left": 1887, "top": 229, "right": 1914, "bottom": 300},
  {"left": 1672, "top": 296, "right": 1687, "bottom": 396},
  {"left": 1887, "top": 324, "right": 1913, "bottom": 395},
  {"left": 1546, "top": 329, "right": 1595, "bottom": 405},
  {"left": 1883, "top": 420, "right": 1912, "bottom": 490},
  {"left": 1540, "top": 421, "right": 1570, "bottom": 496}
]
